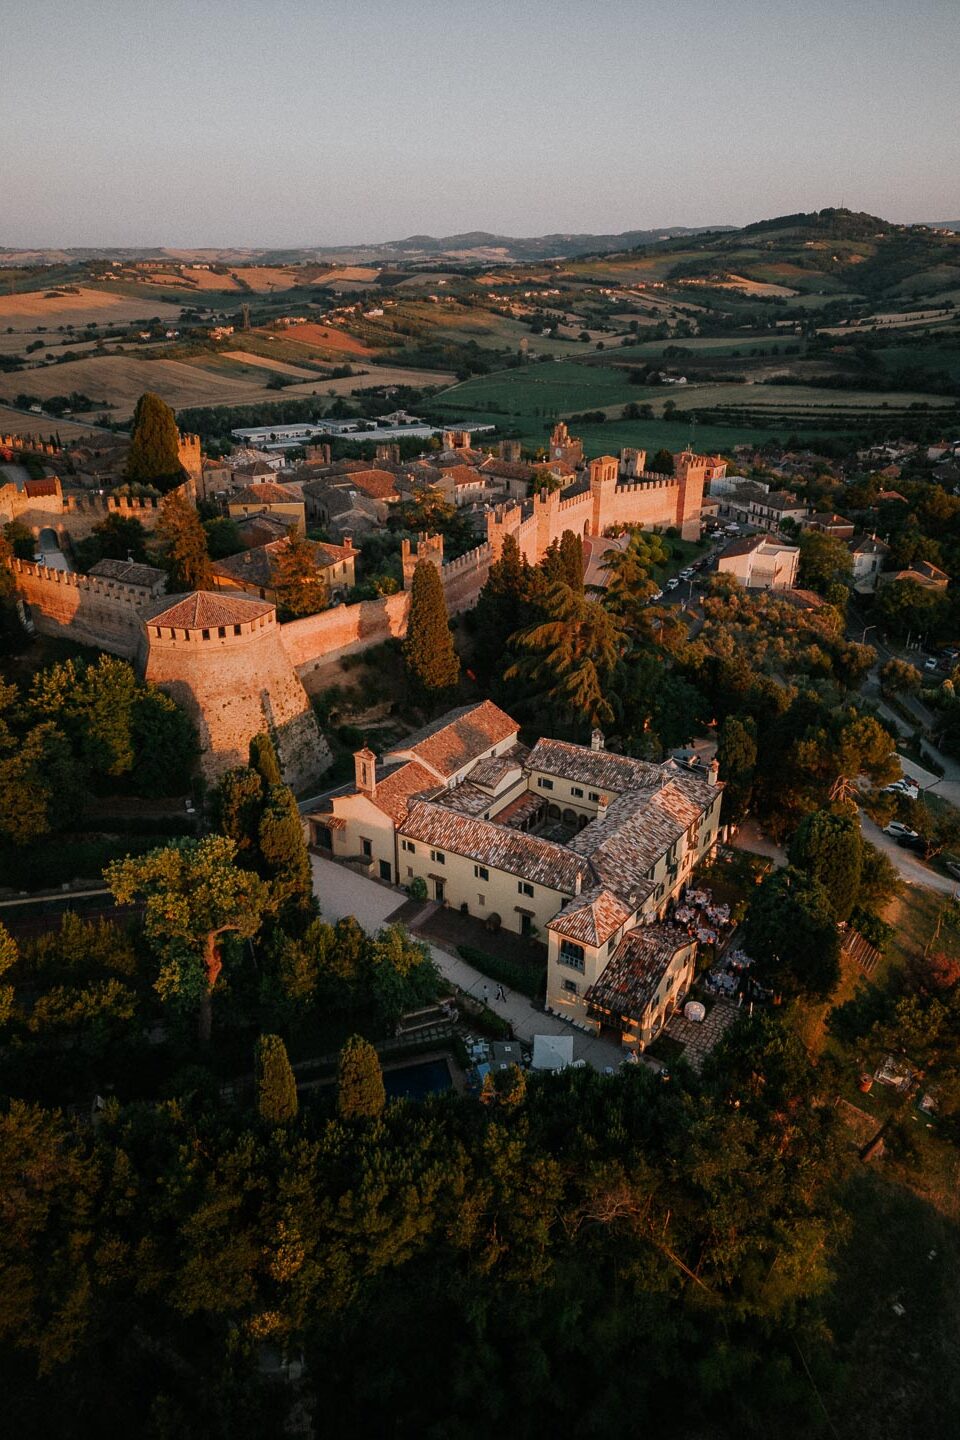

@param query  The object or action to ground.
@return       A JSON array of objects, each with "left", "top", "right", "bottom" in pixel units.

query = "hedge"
[{"left": 456, "top": 944, "right": 545, "bottom": 999}]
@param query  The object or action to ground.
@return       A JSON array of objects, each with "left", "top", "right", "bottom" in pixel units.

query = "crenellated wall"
[{"left": 9, "top": 558, "right": 158, "bottom": 657}]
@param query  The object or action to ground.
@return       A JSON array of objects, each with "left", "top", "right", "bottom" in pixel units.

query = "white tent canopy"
[{"left": 532, "top": 1034, "right": 575, "bottom": 1071}]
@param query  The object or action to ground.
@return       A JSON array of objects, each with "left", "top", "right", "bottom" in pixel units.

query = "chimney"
[
  {"left": 343, "top": 532, "right": 354, "bottom": 552},
  {"left": 591, "top": 729, "right": 605, "bottom": 752},
  {"left": 597, "top": 795, "right": 608, "bottom": 815},
  {"left": 707, "top": 759, "right": 720, "bottom": 786},
  {"left": 354, "top": 746, "right": 377, "bottom": 797}
]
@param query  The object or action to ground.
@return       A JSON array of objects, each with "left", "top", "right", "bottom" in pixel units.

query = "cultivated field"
[
  {"left": 0, "top": 354, "right": 456, "bottom": 420},
  {"left": 278, "top": 323, "right": 375, "bottom": 355},
  {"left": 0, "top": 404, "right": 105, "bottom": 440},
  {"left": 221, "top": 350, "right": 320, "bottom": 378},
  {"left": 0, "top": 286, "right": 184, "bottom": 330}
]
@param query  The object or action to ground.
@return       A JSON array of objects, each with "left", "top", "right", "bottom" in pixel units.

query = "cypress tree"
[
  {"left": 258, "top": 783, "right": 314, "bottom": 923},
  {"left": 271, "top": 536, "right": 328, "bottom": 619},
  {"left": 155, "top": 491, "right": 212, "bottom": 592},
  {"left": 402, "top": 560, "right": 460, "bottom": 697},
  {"left": 559, "top": 529, "right": 584, "bottom": 592},
  {"left": 255, "top": 1033, "right": 298, "bottom": 1124},
  {"left": 249, "top": 731, "right": 283, "bottom": 786},
  {"left": 126, "top": 392, "right": 183, "bottom": 488},
  {"left": 337, "top": 1033, "right": 386, "bottom": 1120}
]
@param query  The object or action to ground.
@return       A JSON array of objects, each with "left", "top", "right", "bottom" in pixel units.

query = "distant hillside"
[
  {"left": 618, "top": 209, "right": 960, "bottom": 302},
  {"left": 0, "top": 227, "right": 730, "bottom": 270}
]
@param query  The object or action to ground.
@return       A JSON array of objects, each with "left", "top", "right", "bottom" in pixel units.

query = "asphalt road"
[{"left": 860, "top": 811, "right": 958, "bottom": 896}]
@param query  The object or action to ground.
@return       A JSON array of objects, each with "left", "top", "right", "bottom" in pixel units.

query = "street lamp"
[{"left": 861, "top": 624, "right": 876, "bottom": 644}]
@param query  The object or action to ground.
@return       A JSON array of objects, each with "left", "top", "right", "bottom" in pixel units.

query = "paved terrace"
[{"left": 310, "top": 854, "right": 625, "bottom": 1071}]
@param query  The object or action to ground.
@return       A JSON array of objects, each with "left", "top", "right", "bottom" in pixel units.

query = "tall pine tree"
[
  {"left": 402, "top": 560, "right": 460, "bottom": 699},
  {"left": 337, "top": 1033, "right": 386, "bottom": 1120},
  {"left": 126, "top": 392, "right": 183, "bottom": 488},
  {"left": 155, "top": 491, "right": 212, "bottom": 592}
]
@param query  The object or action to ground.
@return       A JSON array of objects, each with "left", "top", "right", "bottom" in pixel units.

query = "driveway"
[
  {"left": 310, "top": 854, "right": 625, "bottom": 1070},
  {"left": 859, "top": 812, "right": 958, "bottom": 896}
]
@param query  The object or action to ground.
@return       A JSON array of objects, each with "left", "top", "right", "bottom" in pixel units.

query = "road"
[
  {"left": 859, "top": 812, "right": 958, "bottom": 896},
  {"left": 309, "top": 854, "right": 625, "bottom": 1071}
]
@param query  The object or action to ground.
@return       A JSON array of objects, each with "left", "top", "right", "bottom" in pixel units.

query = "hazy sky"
[{"left": 3, "top": 0, "right": 958, "bottom": 247}]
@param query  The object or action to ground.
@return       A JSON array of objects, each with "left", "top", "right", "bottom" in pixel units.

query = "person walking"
[{"left": 496, "top": 984, "right": 506, "bottom": 1002}]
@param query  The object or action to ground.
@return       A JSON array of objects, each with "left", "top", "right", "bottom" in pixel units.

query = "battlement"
[
  {"left": 441, "top": 541, "right": 491, "bottom": 577},
  {"left": 11, "top": 557, "right": 160, "bottom": 605},
  {"left": 63, "top": 492, "right": 161, "bottom": 515},
  {"left": 614, "top": 471, "right": 677, "bottom": 493}
]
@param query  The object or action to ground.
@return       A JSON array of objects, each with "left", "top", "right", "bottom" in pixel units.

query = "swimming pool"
[{"left": 383, "top": 1057, "right": 453, "bottom": 1100}]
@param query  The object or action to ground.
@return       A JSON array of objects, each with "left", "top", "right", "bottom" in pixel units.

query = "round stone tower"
[{"left": 140, "top": 591, "right": 331, "bottom": 790}]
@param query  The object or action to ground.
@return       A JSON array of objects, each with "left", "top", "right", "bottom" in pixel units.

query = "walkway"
[{"left": 310, "top": 854, "right": 625, "bottom": 1071}]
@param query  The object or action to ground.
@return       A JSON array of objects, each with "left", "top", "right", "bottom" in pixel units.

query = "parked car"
[
  {"left": 897, "top": 834, "right": 927, "bottom": 854},
  {"left": 925, "top": 657, "right": 940, "bottom": 671},
  {"left": 884, "top": 779, "right": 920, "bottom": 800},
  {"left": 885, "top": 821, "right": 920, "bottom": 839},
  {"left": 666, "top": 578, "right": 679, "bottom": 590},
  {"left": 650, "top": 589, "right": 664, "bottom": 602}
]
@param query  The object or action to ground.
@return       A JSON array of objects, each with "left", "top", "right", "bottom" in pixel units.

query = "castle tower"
[
  {"left": 401, "top": 532, "right": 444, "bottom": 589},
  {"left": 499, "top": 439, "right": 522, "bottom": 463},
  {"left": 549, "top": 421, "right": 583, "bottom": 468},
  {"left": 620, "top": 447, "right": 647, "bottom": 479},
  {"left": 589, "top": 455, "right": 619, "bottom": 537},
  {"left": 673, "top": 451, "right": 707, "bottom": 540},
  {"left": 141, "top": 591, "right": 331, "bottom": 790},
  {"left": 177, "top": 431, "right": 203, "bottom": 498}
]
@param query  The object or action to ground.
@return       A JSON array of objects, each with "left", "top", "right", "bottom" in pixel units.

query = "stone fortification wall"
[
  {"left": 60, "top": 492, "right": 165, "bottom": 541},
  {"left": 281, "top": 591, "right": 410, "bottom": 689},
  {"left": 10, "top": 558, "right": 152, "bottom": 657},
  {"left": 143, "top": 610, "right": 330, "bottom": 790}
]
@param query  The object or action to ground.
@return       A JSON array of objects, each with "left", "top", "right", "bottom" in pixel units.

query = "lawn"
[{"left": 432, "top": 362, "right": 643, "bottom": 419}]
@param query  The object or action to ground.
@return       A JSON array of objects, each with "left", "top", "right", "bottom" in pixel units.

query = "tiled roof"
[
  {"left": 525, "top": 737, "right": 658, "bottom": 793},
  {"left": 24, "top": 477, "right": 59, "bottom": 497},
  {"left": 388, "top": 701, "right": 518, "bottom": 781},
  {"left": 342, "top": 469, "right": 401, "bottom": 500},
  {"left": 231, "top": 481, "right": 301, "bottom": 505},
  {"left": 718, "top": 533, "right": 766, "bottom": 559},
  {"left": 547, "top": 887, "right": 633, "bottom": 946},
  {"left": 480, "top": 457, "right": 534, "bottom": 481},
  {"left": 401, "top": 800, "right": 590, "bottom": 894},
  {"left": 141, "top": 590, "right": 273, "bottom": 629},
  {"left": 468, "top": 749, "right": 527, "bottom": 790},
  {"left": 445, "top": 464, "right": 485, "bottom": 488},
  {"left": 211, "top": 537, "right": 352, "bottom": 588},
  {"left": 850, "top": 534, "right": 889, "bottom": 555},
  {"left": 234, "top": 511, "right": 298, "bottom": 544},
  {"left": 369, "top": 760, "right": 439, "bottom": 826},
  {"left": 585, "top": 924, "right": 694, "bottom": 1023},
  {"left": 430, "top": 781, "right": 495, "bottom": 817},
  {"left": 89, "top": 558, "right": 167, "bottom": 589}
]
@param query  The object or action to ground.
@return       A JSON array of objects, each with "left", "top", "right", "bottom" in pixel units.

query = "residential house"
[
  {"left": 301, "top": 481, "right": 387, "bottom": 538},
  {"left": 849, "top": 534, "right": 890, "bottom": 594},
  {"left": 877, "top": 559, "right": 949, "bottom": 592},
  {"left": 802, "top": 512, "right": 855, "bottom": 540},
  {"left": 227, "top": 481, "right": 306, "bottom": 533},
  {"left": 716, "top": 532, "right": 800, "bottom": 589},
  {"left": 211, "top": 536, "right": 356, "bottom": 604},
  {"left": 720, "top": 484, "right": 810, "bottom": 529},
  {"left": 234, "top": 510, "right": 302, "bottom": 548}
]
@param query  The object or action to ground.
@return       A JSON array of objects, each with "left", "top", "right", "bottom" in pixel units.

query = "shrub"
[{"left": 457, "top": 943, "right": 544, "bottom": 998}]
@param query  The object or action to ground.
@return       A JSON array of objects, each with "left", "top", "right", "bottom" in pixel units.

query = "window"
[
  {"left": 559, "top": 939, "right": 585, "bottom": 971},
  {"left": 233, "top": 624, "right": 242, "bottom": 636},
  {"left": 430, "top": 850, "right": 445, "bottom": 865},
  {"left": 561, "top": 978, "right": 578, "bottom": 995},
  {"left": 537, "top": 777, "right": 554, "bottom": 791},
  {"left": 218, "top": 626, "right": 226, "bottom": 638},
  {"left": 589, "top": 791, "right": 600, "bottom": 802},
  {"left": 474, "top": 865, "right": 489, "bottom": 881},
  {"left": 406, "top": 866, "right": 413, "bottom": 878},
  {"left": 361, "top": 838, "right": 372, "bottom": 858},
  {"left": 401, "top": 839, "right": 415, "bottom": 853},
  {"left": 202, "top": 629, "right": 210, "bottom": 640},
  {"left": 518, "top": 881, "right": 534, "bottom": 897},
  {"left": 571, "top": 786, "right": 584, "bottom": 798},
  {"left": 478, "top": 894, "right": 485, "bottom": 907}
]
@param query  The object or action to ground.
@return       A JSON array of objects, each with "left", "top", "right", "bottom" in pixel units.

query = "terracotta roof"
[
  {"left": 468, "top": 749, "right": 527, "bottom": 790},
  {"left": 781, "top": 588, "right": 825, "bottom": 611},
  {"left": 368, "top": 761, "right": 439, "bottom": 826},
  {"left": 211, "top": 537, "right": 352, "bottom": 588},
  {"left": 547, "top": 887, "right": 633, "bottom": 946},
  {"left": 234, "top": 511, "right": 299, "bottom": 544},
  {"left": 876, "top": 489, "right": 907, "bottom": 503},
  {"left": 401, "top": 799, "right": 590, "bottom": 894},
  {"left": 141, "top": 590, "right": 274, "bottom": 629},
  {"left": 231, "top": 481, "right": 302, "bottom": 505},
  {"left": 24, "top": 477, "right": 59, "bottom": 497},
  {"left": 342, "top": 468, "right": 401, "bottom": 500},
  {"left": 585, "top": 924, "right": 694, "bottom": 1023},
  {"left": 88, "top": 557, "right": 167, "bottom": 589},
  {"left": 525, "top": 738, "right": 658, "bottom": 793},
  {"left": 445, "top": 464, "right": 485, "bottom": 488},
  {"left": 480, "top": 457, "right": 534, "bottom": 481},
  {"left": 850, "top": 534, "right": 889, "bottom": 555},
  {"left": 387, "top": 701, "right": 518, "bottom": 782}
]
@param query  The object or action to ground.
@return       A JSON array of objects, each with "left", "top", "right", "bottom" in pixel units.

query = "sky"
[{"left": 2, "top": 0, "right": 959, "bottom": 247}]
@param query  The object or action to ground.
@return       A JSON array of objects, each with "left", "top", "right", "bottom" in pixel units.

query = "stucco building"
[
  {"left": 716, "top": 533, "right": 800, "bottom": 589},
  {"left": 308, "top": 704, "right": 723, "bottom": 1050}
]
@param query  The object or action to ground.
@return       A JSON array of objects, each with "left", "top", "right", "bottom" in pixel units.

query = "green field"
[
  {"left": 432, "top": 361, "right": 643, "bottom": 418},
  {"left": 877, "top": 344, "right": 960, "bottom": 382}
]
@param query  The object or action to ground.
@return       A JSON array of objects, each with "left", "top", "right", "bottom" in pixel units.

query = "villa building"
[{"left": 307, "top": 702, "right": 723, "bottom": 1050}]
